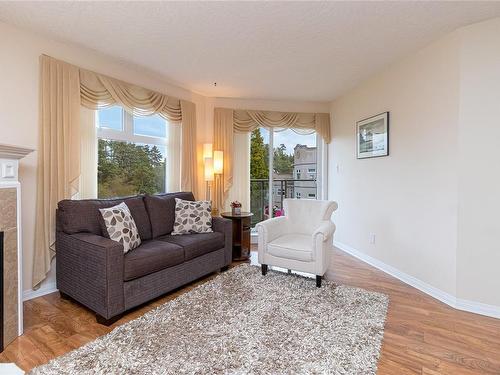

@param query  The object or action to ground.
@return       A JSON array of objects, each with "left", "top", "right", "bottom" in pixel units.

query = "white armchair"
[{"left": 256, "top": 198, "right": 338, "bottom": 287}]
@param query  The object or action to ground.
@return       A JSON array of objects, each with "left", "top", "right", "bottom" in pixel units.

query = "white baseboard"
[
  {"left": 23, "top": 282, "right": 58, "bottom": 301},
  {"left": 455, "top": 298, "right": 500, "bottom": 320},
  {"left": 333, "top": 240, "right": 500, "bottom": 320}
]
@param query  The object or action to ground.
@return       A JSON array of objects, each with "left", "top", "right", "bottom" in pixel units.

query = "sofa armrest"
[
  {"left": 212, "top": 217, "right": 233, "bottom": 266},
  {"left": 56, "top": 232, "right": 125, "bottom": 319}
]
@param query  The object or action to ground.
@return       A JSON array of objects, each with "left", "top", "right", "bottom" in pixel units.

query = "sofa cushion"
[
  {"left": 267, "top": 234, "right": 314, "bottom": 262},
  {"left": 123, "top": 240, "right": 184, "bottom": 281},
  {"left": 58, "top": 195, "right": 152, "bottom": 240},
  {"left": 157, "top": 232, "right": 224, "bottom": 261},
  {"left": 144, "top": 192, "right": 195, "bottom": 238}
]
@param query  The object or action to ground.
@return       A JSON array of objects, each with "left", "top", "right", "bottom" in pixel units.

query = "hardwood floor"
[{"left": 2, "top": 247, "right": 500, "bottom": 374}]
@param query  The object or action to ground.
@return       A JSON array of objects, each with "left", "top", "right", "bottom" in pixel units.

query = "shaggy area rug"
[{"left": 31, "top": 264, "right": 389, "bottom": 375}]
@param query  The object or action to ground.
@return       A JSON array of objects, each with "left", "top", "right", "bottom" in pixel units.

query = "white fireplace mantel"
[
  {"left": 0, "top": 143, "right": 34, "bottom": 347},
  {"left": 0, "top": 144, "right": 34, "bottom": 185}
]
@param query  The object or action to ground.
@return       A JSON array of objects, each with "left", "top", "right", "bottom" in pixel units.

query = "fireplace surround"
[
  {"left": 0, "top": 231, "right": 3, "bottom": 352},
  {"left": 0, "top": 144, "right": 33, "bottom": 351}
]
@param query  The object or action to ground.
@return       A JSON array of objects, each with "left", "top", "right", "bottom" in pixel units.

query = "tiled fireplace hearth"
[{"left": 0, "top": 144, "right": 33, "bottom": 351}]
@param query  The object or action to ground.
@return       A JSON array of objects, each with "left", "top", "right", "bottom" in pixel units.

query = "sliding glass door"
[
  {"left": 250, "top": 128, "right": 270, "bottom": 226},
  {"left": 250, "top": 127, "right": 321, "bottom": 227}
]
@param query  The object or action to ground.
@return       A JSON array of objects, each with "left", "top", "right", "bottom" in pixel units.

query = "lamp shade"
[
  {"left": 203, "top": 143, "right": 213, "bottom": 159},
  {"left": 204, "top": 157, "right": 214, "bottom": 181},
  {"left": 213, "top": 150, "right": 224, "bottom": 174}
]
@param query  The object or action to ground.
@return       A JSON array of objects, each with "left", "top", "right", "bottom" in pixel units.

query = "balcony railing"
[{"left": 250, "top": 178, "right": 317, "bottom": 226}]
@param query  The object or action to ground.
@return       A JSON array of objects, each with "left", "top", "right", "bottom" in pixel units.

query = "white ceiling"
[{"left": 1, "top": 1, "right": 500, "bottom": 102}]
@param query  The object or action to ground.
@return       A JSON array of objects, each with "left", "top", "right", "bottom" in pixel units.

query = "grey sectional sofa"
[{"left": 55, "top": 192, "right": 232, "bottom": 325}]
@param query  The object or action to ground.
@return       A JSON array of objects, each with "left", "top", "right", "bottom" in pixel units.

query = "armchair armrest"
[
  {"left": 256, "top": 216, "right": 288, "bottom": 244},
  {"left": 312, "top": 221, "right": 336, "bottom": 242},
  {"left": 56, "top": 232, "right": 125, "bottom": 319},
  {"left": 212, "top": 216, "right": 233, "bottom": 266}
]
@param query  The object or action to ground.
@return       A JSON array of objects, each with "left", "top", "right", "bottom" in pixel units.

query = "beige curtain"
[
  {"left": 79, "top": 106, "right": 98, "bottom": 199},
  {"left": 79, "top": 67, "right": 197, "bottom": 197},
  {"left": 213, "top": 108, "right": 234, "bottom": 213},
  {"left": 224, "top": 132, "right": 250, "bottom": 212},
  {"left": 166, "top": 122, "right": 181, "bottom": 192},
  {"left": 33, "top": 55, "right": 198, "bottom": 287},
  {"left": 33, "top": 55, "right": 81, "bottom": 288},
  {"left": 180, "top": 100, "right": 198, "bottom": 197},
  {"left": 233, "top": 109, "right": 331, "bottom": 143},
  {"left": 79, "top": 68, "right": 182, "bottom": 122},
  {"left": 213, "top": 107, "right": 331, "bottom": 215}
]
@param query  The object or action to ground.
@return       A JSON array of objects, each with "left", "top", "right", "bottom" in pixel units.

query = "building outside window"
[{"left": 293, "top": 144, "right": 317, "bottom": 201}]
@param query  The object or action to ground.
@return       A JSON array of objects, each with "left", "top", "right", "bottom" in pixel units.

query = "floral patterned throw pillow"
[
  {"left": 99, "top": 202, "right": 141, "bottom": 253},
  {"left": 171, "top": 198, "right": 213, "bottom": 235}
]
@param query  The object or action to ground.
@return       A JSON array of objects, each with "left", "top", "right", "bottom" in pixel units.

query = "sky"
[{"left": 260, "top": 128, "right": 317, "bottom": 154}]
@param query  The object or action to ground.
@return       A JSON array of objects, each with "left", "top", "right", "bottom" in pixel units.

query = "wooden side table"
[{"left": 220, "top": 212, "right": 253, "bottom": 261}]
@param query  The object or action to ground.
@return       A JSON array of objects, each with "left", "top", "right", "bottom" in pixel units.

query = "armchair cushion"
[{"left": 267, "top": 234, "right": 313, "bottom": 262}]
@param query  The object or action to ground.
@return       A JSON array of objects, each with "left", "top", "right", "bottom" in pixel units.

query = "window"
[
  {"left": 96, "top": 106, "right": 167, "bottom": 198},
  {"left": 97, "top": 106, "right": 123, "bottom": 131},
  {"left": 251, "top": 128, "right": 322, "bottom": 226}
]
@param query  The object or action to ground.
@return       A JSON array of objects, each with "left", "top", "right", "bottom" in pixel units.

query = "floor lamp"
[
  {"left": 213, "top": 150, "right": 224, "bottom": 216},
  {"left": 204, "top": 157, "right": 214, "bottom": 201},
  {"left": 203, "top": 143, "right": 214, "bottom": 201}
]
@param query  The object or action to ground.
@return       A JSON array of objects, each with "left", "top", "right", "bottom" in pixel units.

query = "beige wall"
[
  {"left": 0, "top": 21, "right": 209, "bottom": 294},
  {"left": 456, "top": 18, "right": 500, "bottom": 307},
  {"left": 329, "top": 33, "right": 461, "bottom": 296},
  {"left": 329, "top": 17, "right": 500, "bottom": 310}
]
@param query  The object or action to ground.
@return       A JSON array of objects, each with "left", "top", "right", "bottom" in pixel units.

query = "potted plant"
[{"left": 230, "top": 201, "right": 242, "bottom": 215}]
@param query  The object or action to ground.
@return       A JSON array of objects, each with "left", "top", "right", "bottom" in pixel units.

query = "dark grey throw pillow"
[{"left": 171, "top": 198, "right": 213, "bottom": 235}]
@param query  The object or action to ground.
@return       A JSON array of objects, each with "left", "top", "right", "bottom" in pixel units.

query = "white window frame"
[
  {"left": 96, "top": 107, "right": 169, "bottom": 191},
  {"left": 96, "top": 108, "right": 168, "bottom": 148}
]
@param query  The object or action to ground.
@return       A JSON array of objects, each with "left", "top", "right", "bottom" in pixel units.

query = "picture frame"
[{"left": 357, "top": 112, "right": 389, "bottom": 159}]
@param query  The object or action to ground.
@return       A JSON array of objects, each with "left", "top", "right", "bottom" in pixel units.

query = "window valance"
[
  {"left": 79, "top": 69, "right": 182, "bottom": 122},
  {"left": 34, "top": 55, "right": 198, "bottom": 288},
  {"left": 212, "top": 107, "right": 331, "bottom": 213},
  {"left": 233, "top": 109, "right": 331, "bottom": 143}
]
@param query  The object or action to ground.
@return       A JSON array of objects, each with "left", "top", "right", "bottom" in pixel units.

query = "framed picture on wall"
[{"left": 357, "top": 112, "right": 389, "bottom": 159}]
